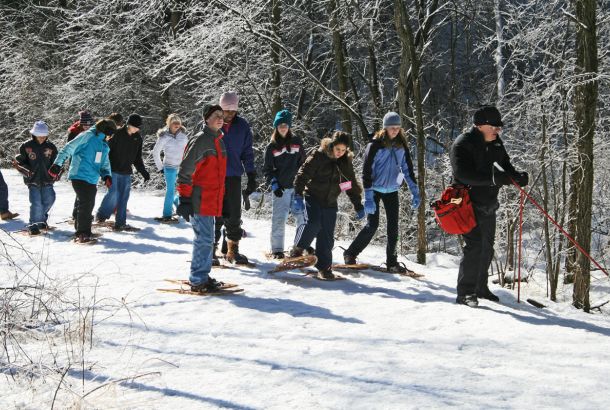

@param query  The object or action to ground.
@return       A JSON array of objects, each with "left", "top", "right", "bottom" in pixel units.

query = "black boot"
[
  {"left": 318, "top": 268, "right": 336, "bottom": 280},
  {"left": 456, "top": 294, "right": 479, "bottom": 307},
  {"left": 191, "top": 277, "right": 225, "bottom": 293},
  {"left": 212, "top": 244, "right": 220, "bottom": 266},
  {"left": 343, "top": 253, "right": 357, "bottom": 265},
  {"left": 477, "top": 287, "right": 500, "bottom": 302}
]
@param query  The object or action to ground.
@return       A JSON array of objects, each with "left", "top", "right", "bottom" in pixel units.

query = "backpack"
[{"left": 430, "top": 184, "right": 477, "bottom": 235}]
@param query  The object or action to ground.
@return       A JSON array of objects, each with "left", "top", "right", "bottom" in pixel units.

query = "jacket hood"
[
  {"left": 68, "top": 121, "right": 82, "bottom": 133},
  {"left": 157, "top": 126, "right": 187, "bottom": 138}
]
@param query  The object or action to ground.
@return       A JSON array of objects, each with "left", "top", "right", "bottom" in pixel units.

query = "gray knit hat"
[{"left": 382, "top": 112, "right": 401, "bottom": 128}]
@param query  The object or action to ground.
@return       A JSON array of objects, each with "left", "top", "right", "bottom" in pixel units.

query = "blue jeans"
[
  {"left": 271, "top": 188, "right": 305, "bottom": 252},
  {"left": 0, "top": 170, "right": 8, "bottom": 212},
  {"left": 28, "top": 185, "right": 56, "bottom": 225},
  {"left": 97, "top": 172, "right": 131, "bottom": 227},
  {"left": 190, "top": 215, "right": 216, "bottom": 285},
  {"left": 163, "top": 167, "right": 179, "bottom": 218}
]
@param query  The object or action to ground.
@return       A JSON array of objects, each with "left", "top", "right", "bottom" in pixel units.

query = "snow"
[{"left": 1, "top": 168, "right": 609, "bottom": 409}]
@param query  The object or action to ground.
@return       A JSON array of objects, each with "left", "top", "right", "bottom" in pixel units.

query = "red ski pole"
[{"left": 493, "top": 162, "right": 609, "bottom": 277}]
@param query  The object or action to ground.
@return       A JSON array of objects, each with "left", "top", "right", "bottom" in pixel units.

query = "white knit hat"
[{"left": 30, "top": 120, "right": 49, "bottom": 137}]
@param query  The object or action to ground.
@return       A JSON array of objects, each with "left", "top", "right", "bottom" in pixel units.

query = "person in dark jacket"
[
  {"left": 216, "top": 91, "right": 257, "bottom": 264},
  {"left": 262, "top": 109, "right": 306, "bottom": 259},
  {"left": 0, "top": 170, "right": 19, "bottom": 221},
  {"left": 450, "top": 106, "right": 529, "bottom": 307},
  {"left": 290, "top": 131, "right": 364, "bottom": 279},
  {"left": 49, "top": 119, "right": 116, "bottom": 243},
  {"left": 95, "top": 113, "right": 150, "bottom": 230},
  {"left": 13, "top": 121, "right": 58, "bottom": 234},
  {"left": 343, "top": 112, "right": 420, "bottom": 272},
  {"left": 66, "top": 110, "right": 95, "bottom": 142},
  {"left": 176, "top": 104, "right": 228, "bottom": 292}
]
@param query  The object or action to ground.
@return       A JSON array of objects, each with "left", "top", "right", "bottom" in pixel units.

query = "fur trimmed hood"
[{"left": 318, "top": 137, "right": 354, "bottom": 160}]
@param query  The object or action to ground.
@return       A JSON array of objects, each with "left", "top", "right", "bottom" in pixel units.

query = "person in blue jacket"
[
  {"left": 343, "top": 112, "right": 420, "bottom": 272},
  {"left": 49, "top": 119, "right": 116, "bottom": 243},
  {"left": 216, "top": 91, "right": 257, "bottom": 265}
]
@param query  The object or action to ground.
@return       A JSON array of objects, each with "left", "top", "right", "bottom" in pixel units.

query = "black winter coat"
[
  {"left": 262, "top": 134, "right": 306, "bottom": 189},
  {"left": 450, "top": 127, "right": 517, "bottom": 210},
  {"left": 107, "top": 126, "right": 146, "bottom": 175},
  {"left": 14, "top": 137, "right": 58, "bottom": 186},
  {"left": 294, "top": 138, "right": 363, "bottom": 210}
]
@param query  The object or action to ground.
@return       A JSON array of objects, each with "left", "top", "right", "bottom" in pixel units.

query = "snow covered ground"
[{"left": 1, "top": 168, "right": 609, "bottom": 409}]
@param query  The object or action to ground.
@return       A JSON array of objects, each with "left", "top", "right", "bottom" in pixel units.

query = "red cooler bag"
[{"left": 430, "top": 184, "right": 477, "bottom": 235}]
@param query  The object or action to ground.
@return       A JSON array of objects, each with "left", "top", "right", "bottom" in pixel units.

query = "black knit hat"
[
  {"left": 473, "top": 106, "right": 504, "bottom": 127},
  {"left": 126, "top": 113, "right": 143, "bottom": 128},
  {"left": 203, "top": 104, "right": 223, "bottom": 121}
]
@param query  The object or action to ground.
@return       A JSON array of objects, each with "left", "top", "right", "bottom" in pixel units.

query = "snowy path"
[{"left": 1, "top": 169, "right": 609, "bottom": 409}]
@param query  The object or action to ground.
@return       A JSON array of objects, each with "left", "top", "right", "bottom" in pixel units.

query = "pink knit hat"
[{"left": 219, "top": 91, "right": 239, "bottom": 111}]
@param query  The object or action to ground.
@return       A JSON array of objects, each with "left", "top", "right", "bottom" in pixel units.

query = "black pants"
[
  {"left": 72, "top": 179, "right": 97, "bottom": 235},
  {"left": 215, "top": 176, "right": 242, "bottom": 244},
  {"left": 345, "top": 190, "right": 400, "bottom": 265},
  {"left": 457, "top": 207, "right": 496, "bottom": 296},
  {"left": 294, "top": 196, "right": 337, "bottom": 271}
]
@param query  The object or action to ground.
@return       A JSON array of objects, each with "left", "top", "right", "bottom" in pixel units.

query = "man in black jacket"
[
  {"left": 450, "top": 106, "right": 528, "bottom": 307},
  {"left": 95, "top": 114, "right": 150, "bottom": 230}
]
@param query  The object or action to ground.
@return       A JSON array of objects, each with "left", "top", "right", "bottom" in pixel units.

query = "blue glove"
[
  {"left": 271, "top": 178, "right": 283, "bottom": 198},
  {"left": 406, "top": 177, "right": 421, "bottom": 210},
  {"left": 356, "top": 208, "right": 366, "bottom": 220},
  {"left": 293, "top": 195, "right": 305, "bottom": 212},
  {"left": 364, "top": 189, "right": 376, "bottom": 214}
]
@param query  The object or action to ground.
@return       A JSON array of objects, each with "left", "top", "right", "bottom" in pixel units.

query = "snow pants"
[
  {"left": 294, "top": 196, "right": 337, "bottom": 271},
  {"left": 72, "top": 179, "right": 97, "bottom": 236}
]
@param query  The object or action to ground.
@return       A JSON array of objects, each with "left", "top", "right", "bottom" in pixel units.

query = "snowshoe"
[
  {"left": 371, "top": 262, "right": 424, "bottom": 279},
  {"left": 268, "top": 255, "right": 318, "bottom": 273},
  {"left": 112, "top": 224, "right": 141, "bottom": 232},
  {"left": 158, "top": 277, "right": 243, "bottom": 296},
  {"left": 154, "top": 216, "right": 179, "bottom": 224}
]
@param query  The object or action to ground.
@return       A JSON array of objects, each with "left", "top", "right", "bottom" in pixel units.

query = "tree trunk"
[
  {"left": 494, "top": 0, "right": 505, "bottom": 100},
  {"left": 328, "top": 0, "right": 353, "bottom": 135},
  {"left": 396, "top": 0, "right": 427, "bottom": 264},
  {"left": 571, "top": 0, "right": 598, "bottom": 311},
  {"left": 270, "top": 0, "right": 282, "bottom": 114}
]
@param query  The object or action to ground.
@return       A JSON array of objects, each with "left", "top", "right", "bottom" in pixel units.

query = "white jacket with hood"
[{"left": 152, "top": 126, "right": 189, "bottom": 170}]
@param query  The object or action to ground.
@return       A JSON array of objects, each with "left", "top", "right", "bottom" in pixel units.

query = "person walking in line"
[
  {"left": 95, "top": 113, "right": 150, "bottom": 230},
  {"left": 176, "top": 104, "right": 228, "bottom": 292},
  {"left": 66, "top": 110, "right": 95, "bottom": 142},
  {"left": 13, "top": 120, "right": 58, "bottom": 235},
  {"left": 153, "top": 113, "right": 189, "bottom": 223},
  {"left": 342, "top": 112, "right": 420, "bottom": 272},
  {"left": 262, "top": 109, "right": 306, "bottom": 259},
  {"left": 215, "top": 91, "right": 257, "bottom": 265},
  {"left": 49, "top": 119, "right": 116, "bottom": 243},
  {"left": 450, "top": 106, "right": 529, "bottom": 307},
  {"left": 290, "top": 131, "right": 364, "bottom": 279}
]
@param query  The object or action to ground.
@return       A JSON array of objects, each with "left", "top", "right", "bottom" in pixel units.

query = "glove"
[
  {"left": 405, "top": 176, "right": 421, "bottom": 209},
  {"left": 293, "top": 195, "right": 305, "bottom": 212},
  {"left": 103, "top": 175, "right": 112, "bottom": 188},
  {"left": 48, "top": 164, "right": 61, "bottom": 179},
  {"left": 514, "top": 171, "right": 529, "bottom": 187},
  {"left": 244, "top": 172, "right": 257, "bottom": 196},
  {"left": 493, "top": 171, "right": 512, "bottom": 186},
  {"left": 271, "top": 179, "right": 283, "bottom": 198},
  {"left": 176, "top": 197, "right": 194, "bottom": 222},
  {"left": 140, "top": 169, "right": 150, "bottom": 181},
  {"left": 364, "top": 189, "right": 376, "bottom": 214},
  {"left": 356, "top": 208, "right": 366, "bottom": 220}
]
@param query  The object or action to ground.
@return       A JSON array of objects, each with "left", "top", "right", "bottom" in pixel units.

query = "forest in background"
[{"left": 0, "top": 0, "right": 608, "bottom": 310}]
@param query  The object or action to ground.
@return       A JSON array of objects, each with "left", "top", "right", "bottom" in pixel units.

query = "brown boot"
[
  {"left": 226, "top": 240, "right": 249, "bottom": 264},
  {"left": 1, "top": 211, "right": 19, "bottom": 221}
]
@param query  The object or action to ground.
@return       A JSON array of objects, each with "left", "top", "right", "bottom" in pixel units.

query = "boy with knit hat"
[
  {"left": 215, "top": 91, "right": 257, "bottom": 265},
  {"left": 13, "top": 120, "right": 58, "bottom": 235}
]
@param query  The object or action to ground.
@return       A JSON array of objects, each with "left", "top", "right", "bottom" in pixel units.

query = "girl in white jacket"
[{"left": 153, "top": 114, "right": 189, "bottom": 222}]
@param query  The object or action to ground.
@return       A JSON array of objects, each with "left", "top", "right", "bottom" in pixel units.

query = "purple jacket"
[{"left": 222, "top": 116, "right": 255, "bottom": 177}]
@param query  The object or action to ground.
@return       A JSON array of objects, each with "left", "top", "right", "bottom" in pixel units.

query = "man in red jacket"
[{"left": 177, "top": 104, "right": 228, "bottom": 292}]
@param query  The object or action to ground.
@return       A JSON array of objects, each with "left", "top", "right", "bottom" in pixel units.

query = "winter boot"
[
  {"left": 318, "top": 268, "right": 336, "bottom": 280},
  {"left": 289, "top": 246, "right": 305, "bottom": 258},
  {"left": 305, "top": 246, "right": 315, "bottom": 256},
  {"left": 28, "top": 224, "right": 41, "bottom": 236},
  {"left": 191, "top": 277, "right": 224, "bottom": 293},
  {"left": 386, "top": 262, "right": 408, "bottom": 274},
  {"left": 226, "top": 240, "right": 249, "bottom": 264},
  {"left": 1, "top": 211, "right": 19, "bottom": 220},
  {"left": 343, "top": 253, "right": 357, "bottom": 265},
  {"left": 456, "top": 294, "right": 479, "bottom": 308},
  {"left": 271, "top": 251, "right": 285, "bottom": 260},
  {"left": 477, "top": 287, "right": 500, "bottom": 302}
]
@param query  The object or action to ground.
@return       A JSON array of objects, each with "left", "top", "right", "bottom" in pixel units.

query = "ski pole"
[
  {"left": 517, "top": 190, "right": 525, "bottom": 303},
  {"left": 493, "top": 162, "right": 609, "bottom": 277}
]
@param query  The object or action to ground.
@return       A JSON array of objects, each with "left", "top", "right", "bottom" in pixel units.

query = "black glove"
[
  {"left": 493, "top": 171, "right": 512, "bottom": 186},
  {"left": 273, "top": 188, "right": 284, "bottom": 198},
  {"left": 48, "top": 164, "right": 61, "bottom": 179},
  {"left": 176, "top": 197, "right": 193, "bottom": 222},
  {"left": 140, "top": 169, "right": 150, "bottom": 181},
  {"left": 244, "top": 172, "right": 257, "bottom": 196},
  {"left": 514, "top": 171, "right": 529, "bottom": 187}
]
